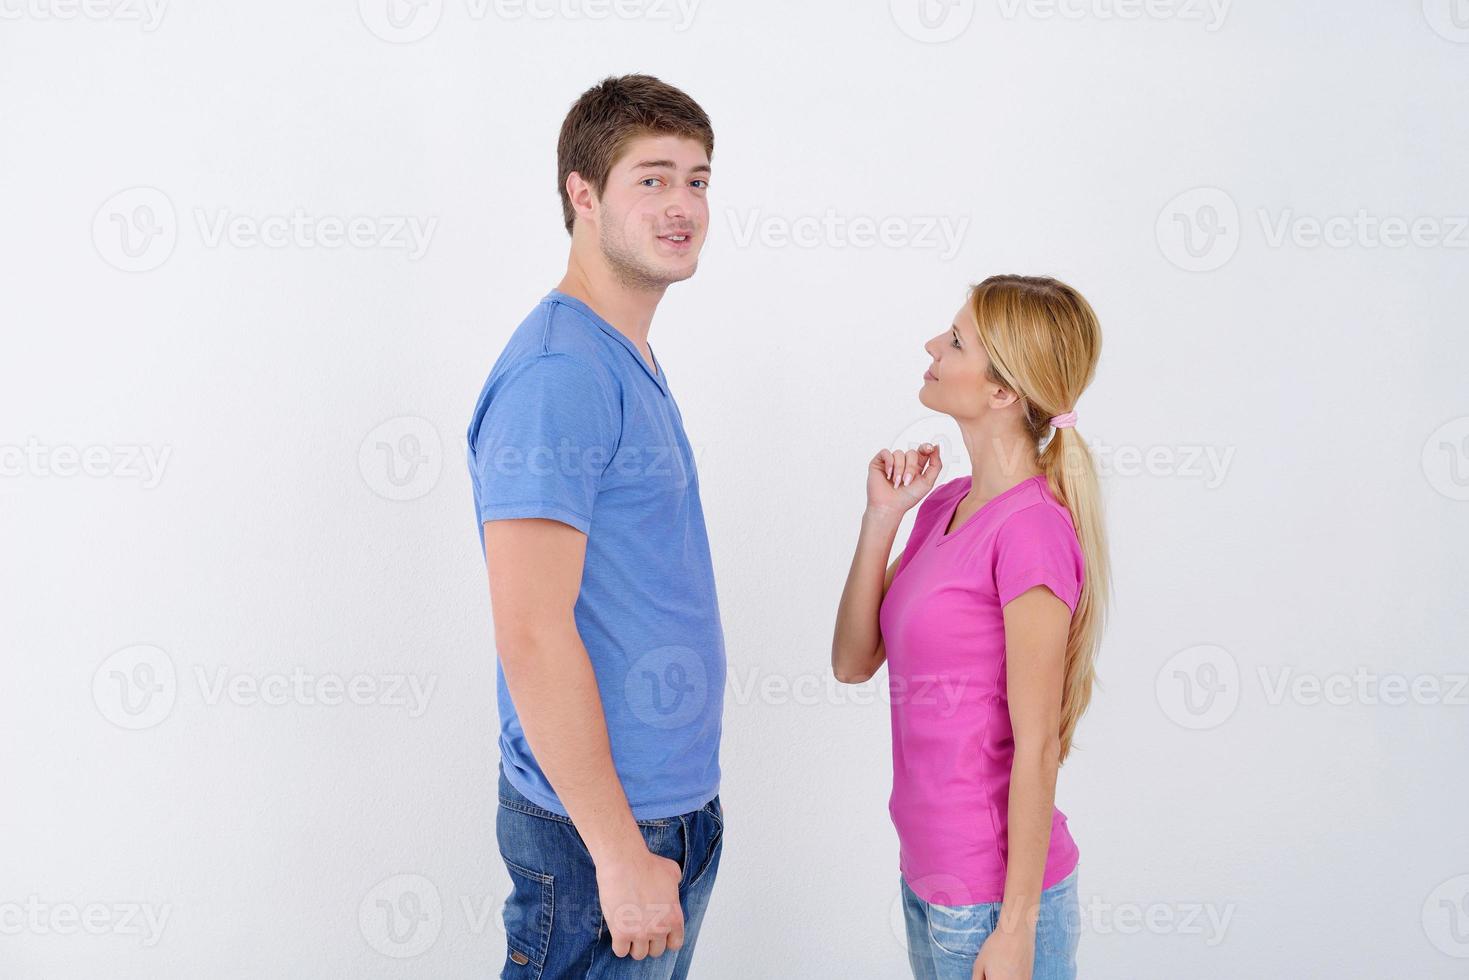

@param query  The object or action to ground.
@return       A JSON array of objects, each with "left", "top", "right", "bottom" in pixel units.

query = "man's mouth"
[{"left": 657, "top": 231, "right": 694, "bottom": 251}]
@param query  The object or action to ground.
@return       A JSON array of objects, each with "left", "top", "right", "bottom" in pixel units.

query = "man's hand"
[{"left": 595, "top": 845, "right": 685, "bottom": 959}]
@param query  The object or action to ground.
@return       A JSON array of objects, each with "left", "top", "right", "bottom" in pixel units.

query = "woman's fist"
[{"left": 867, "top": 442, "right": 943, "bottom": 516}]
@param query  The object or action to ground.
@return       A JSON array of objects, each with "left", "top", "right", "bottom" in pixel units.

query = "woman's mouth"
[{"left": 923, "top": 368, "right": 937, "bottom": 382}]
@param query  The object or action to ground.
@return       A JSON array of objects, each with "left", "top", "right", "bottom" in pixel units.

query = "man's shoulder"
[{"left": 496, "top": 294, "right": 617, "bottom": 381}]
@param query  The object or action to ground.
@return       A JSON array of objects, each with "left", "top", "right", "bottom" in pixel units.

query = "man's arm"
[{"left": 483, "top": 517, "right": 684, "bottom": 961}]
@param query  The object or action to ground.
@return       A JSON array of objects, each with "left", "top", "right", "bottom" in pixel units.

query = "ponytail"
[
  {"left": 1040, "top": 425, "right": 1109, "bottom": 762},
  {"left": 971, "top": 275, "right": 1110, "bottom": 763}
]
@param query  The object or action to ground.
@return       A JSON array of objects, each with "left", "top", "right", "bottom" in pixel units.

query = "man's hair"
[{"left": 556, "top": 74, "right": 714, "bottom": 235}]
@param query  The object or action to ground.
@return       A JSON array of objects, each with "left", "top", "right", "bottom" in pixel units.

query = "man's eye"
[
  {"left": 690, "top": 179, "right": 708, "bottom": 189},
  {"left": 640, "top": 177, "right": 663, "bottom": 188}
]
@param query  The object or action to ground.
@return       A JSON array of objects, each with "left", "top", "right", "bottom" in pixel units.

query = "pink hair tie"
[{"left": 1049, "top": 411, "right": 1078, "bottom": 429}]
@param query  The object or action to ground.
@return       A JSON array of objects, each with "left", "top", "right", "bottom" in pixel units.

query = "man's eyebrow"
[{"left": 631, "top": 159, "right": 712, "bottom": 175}]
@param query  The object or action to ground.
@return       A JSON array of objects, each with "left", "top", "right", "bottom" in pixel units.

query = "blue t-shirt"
[{"left": 466, "top": 289, "right": 726, "bottom": 820}]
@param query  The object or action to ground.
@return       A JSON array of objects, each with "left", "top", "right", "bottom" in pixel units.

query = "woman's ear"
[{"left": 989, "top": 384, "right": 1022, "bottom": 411}]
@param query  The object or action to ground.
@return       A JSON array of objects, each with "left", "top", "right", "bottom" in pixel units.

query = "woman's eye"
[{"left": 950, "top": 336, "right": 961, "bottom": 348}]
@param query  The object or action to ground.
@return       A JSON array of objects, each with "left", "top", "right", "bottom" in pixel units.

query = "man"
[{"left": 465, "top": 74, "right": 726, "bottom": 979}]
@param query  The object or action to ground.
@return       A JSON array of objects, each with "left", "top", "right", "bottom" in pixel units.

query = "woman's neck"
[{"left": 958, "top": 421, "right": 1041, "bottom": 502}]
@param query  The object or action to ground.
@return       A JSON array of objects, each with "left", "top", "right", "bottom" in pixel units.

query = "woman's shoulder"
[
  {"left": 996, "top": 480, "right": 1080, "bottom": 548},
  {"left": 990, "top": 483, "right": 1085, "bottom": 610}
]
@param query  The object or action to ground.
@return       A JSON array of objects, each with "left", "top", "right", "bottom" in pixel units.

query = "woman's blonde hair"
[{"left": 970, "top": 274, "right": 1109, "bottom": 763}]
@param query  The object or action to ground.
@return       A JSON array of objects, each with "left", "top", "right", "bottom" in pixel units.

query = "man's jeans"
[{"left": 496, "top": 765, "right": 724, "bottom": 979}]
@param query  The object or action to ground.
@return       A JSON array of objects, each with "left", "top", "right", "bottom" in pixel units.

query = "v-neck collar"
[
  {"left": 936, "top": 474, "right": 1044, "bottom": 546},
  {"left": 547, "top": 289, "right": 667, "bottom": 395}
]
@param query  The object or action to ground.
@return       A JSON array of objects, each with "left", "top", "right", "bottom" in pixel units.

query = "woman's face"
[{"left": 919, "top": 300, "right": 994, "bottom": 418}]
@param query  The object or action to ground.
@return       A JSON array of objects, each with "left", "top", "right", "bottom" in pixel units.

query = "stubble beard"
[{"left": 599, "top": 219, "right": 696, "bottom": 292}]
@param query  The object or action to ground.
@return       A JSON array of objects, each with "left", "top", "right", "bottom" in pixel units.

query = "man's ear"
[{"left": 565, "top": 171, "right": 598, "bottom": 228}]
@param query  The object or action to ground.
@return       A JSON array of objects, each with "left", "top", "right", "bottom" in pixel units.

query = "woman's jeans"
[
  {"left": 496, "top": 765, "right": 724, "bottom": 979},
  {"left": 901, "top": 866, "right": 1081, "bottom": 980}
]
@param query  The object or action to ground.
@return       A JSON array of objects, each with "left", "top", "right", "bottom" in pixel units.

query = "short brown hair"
[{"left": 556, "top": 74, "right": 714, "bottom": 235}]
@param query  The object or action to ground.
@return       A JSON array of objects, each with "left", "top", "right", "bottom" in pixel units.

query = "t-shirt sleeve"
[
  {"left": 470, "top": 354, "right": 620, "bottom": 534},
  {"left": 993, "top": 504, "right": 1084, "bottom": 614}
]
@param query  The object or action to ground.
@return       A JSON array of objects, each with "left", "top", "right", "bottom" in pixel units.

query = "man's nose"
[{"left": 664, "top": 186, "right": 695, "bottom": 221}]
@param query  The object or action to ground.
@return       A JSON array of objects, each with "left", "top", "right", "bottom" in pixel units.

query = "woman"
[{"left": 832, "top": 275, "right": 1109, "bottom": 980}]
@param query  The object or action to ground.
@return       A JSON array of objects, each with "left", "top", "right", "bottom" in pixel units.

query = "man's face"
[{"left": 592, "top": 134, "right": 711, "bottom": 289}]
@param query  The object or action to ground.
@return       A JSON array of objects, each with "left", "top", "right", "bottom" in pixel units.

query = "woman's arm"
[
  {"left": 831, "top": 444, "right": 942, "bottom": 684},
  {"left": 975, "top": 584, "right": 1072, "bottom": 979},
  {"left": 831, "top": 542, "right": 900, "bottom": 684}
]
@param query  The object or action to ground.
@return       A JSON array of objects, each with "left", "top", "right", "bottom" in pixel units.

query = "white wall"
[{"left": 3, "top": 1, "right": 1467, "bottom": 977}]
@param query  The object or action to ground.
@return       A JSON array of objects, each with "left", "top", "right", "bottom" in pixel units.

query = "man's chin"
[
  {"left": 662, "top": 259, "right": 698, "bottom": 284},
  {"left": 601, "top": 239, "right": 701, "bottom": 290},
  {"left": 639, "top": 254, "right": 699, "bottom": 287},
  {"left": 647, "top": 237, "right": 703, "bottom": 279}
]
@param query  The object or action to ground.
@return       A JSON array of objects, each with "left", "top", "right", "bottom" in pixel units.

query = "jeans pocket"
[
  {"left": 925, "top": 899, "right": 997, "bottom": 958},
  {"left": 686, "top": 797, "right": 724, "bottom": 889},
  {"left": 501, "top": 858, "right": 553, "bottom": 978}
]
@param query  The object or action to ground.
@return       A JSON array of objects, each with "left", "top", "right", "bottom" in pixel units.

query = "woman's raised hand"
[{"left": 867, "top": 443, "right": 943, "bottom": 516}]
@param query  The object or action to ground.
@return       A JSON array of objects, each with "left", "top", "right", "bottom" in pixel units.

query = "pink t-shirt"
[{"left": 879, "top": 473, "right": 1083, "bottom": 906}]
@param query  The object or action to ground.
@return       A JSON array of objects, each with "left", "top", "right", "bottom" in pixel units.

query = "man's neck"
[{"left": 556, "top": 250, "right": 664, "bottom": 362}]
